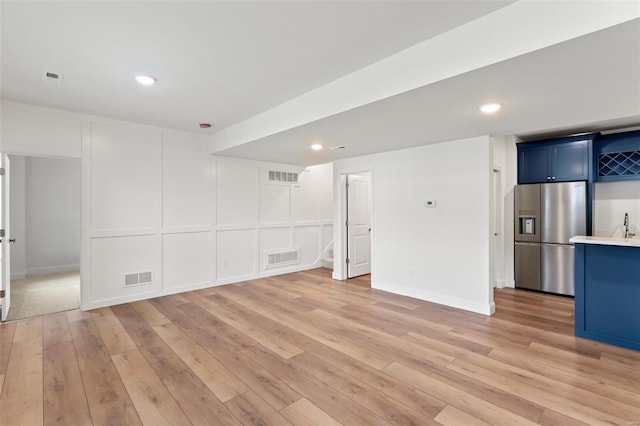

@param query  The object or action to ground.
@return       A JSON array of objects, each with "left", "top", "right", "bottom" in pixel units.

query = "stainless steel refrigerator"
[{"left": 514, "top": 182, "right": 586, "bottom": 296}]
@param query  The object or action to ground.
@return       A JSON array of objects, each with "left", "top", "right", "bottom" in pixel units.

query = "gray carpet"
[{"left": 7, "top": 271, "right": 80, "bottom": 321}]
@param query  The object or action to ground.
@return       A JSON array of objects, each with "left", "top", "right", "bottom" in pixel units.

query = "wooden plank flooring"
[{"left": 0, "top": 268, "right": 639, "bottom": 425}]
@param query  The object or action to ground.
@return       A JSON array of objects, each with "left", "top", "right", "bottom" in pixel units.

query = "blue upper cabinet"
[
  {"left": 518, "top": 134, "right": 596, "bottom": 184},
  {"left": 551, "top": 140, "right": 590, "bottom": 182},
  {"left": 594, "top": 130, "right": 640, "bottom": 182},
  {"left": 518, "top": 145, "right": 549, "bottom": 183}
]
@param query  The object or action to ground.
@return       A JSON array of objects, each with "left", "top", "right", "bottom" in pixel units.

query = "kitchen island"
[{"left": 570, "top": 236, "right": 640, "bottom": 351}]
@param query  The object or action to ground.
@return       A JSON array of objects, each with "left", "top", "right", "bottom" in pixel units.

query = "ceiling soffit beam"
[{"left": 208, "top": 1, "right": 640, "bottom": 155}]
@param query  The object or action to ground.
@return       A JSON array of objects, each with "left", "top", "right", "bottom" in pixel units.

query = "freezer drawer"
[
  {"left": 515, "top": 242, "right": 541, "bottom": 291},
  {"left": 542, "top": 244, "right": 575, "bottom": 296}
]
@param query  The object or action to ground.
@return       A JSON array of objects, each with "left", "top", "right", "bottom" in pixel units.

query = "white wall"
[
  {"left": 8, "top": 156, "right": 26, "bottom": 280},
  {"left": 504, "top": 137, "right": 518, "bottom": 288},
  {"left": 1, "top": 101, "right": 333, "bottom": 309},
  {"left": 333, "top": 135, "right": 494, "bottom": 315},
  {"left": 26, "top": 157, "right": 81, "bottom": 275},
  {"left": 0, "top": 101, "right": 82, "bottom": 158},
  {"left": 86, "top": 122, "right": 332, "bottom": 308},
  {"left": 9, "top": 156, "right": 81, "bottom": 278},
  {"left": 214, "top": 159, "right": 333, "bottom": 282},
  {"left": 2, "top": 100, "right": 86, "bottom": 284},
  {"left": 593, "top": 181, "right": 640, "bottom": 237}
]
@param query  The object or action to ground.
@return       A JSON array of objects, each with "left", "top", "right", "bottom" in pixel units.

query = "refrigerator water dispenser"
[{"left": 520, "top": 217, "right": 535, "bottom": 235}]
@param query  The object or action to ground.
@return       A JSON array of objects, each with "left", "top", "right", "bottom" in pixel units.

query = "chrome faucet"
[{"left": 624, "top": 212, "right": 635, "bottom": 239}]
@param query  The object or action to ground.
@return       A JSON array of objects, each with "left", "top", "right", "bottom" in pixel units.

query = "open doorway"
[
  {"left": 4, "top": 155, "right": 80, "bottom": 321},
  {"left": 345, "top": 172, "right": 372, "bottom": 281}
]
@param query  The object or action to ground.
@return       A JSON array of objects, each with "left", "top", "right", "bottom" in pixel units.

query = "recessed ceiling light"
[
  {"left": 479, "top": 103, "right": 502, "bottom": 114},
  {"left": 199, "top": 123, "right": 212, "bottom": 129},
  {"left": 135, "top": 75, "right": 157, "bottom": 86},
  {"left": 311, "top": 144, "right": 323, "bottom": 151}
]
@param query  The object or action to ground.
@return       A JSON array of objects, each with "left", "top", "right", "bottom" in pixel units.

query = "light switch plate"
[{"left": 425, "top": 200, "right": 437, "bottom": 208}]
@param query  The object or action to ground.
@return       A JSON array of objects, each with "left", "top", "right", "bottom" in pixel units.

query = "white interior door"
[
  {"left": 347, "top": 174, "right": 371, "bottom": 278},
  {"left": 1, "top": 154, "right": 11, "bottom": 321}
]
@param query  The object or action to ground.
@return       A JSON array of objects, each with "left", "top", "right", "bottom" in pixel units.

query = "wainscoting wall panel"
[
  {"left": 1, "top": 102, "right": 333, "bottom": 310},
  {"left": 162, "top": 232, "right": 214, "bottom": 291}
]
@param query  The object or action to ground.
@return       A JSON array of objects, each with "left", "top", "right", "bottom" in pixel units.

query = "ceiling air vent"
[
  {"left": 265, "top": 248, "right": 300, "bottom": 269},
  {"left": 42, "top": 71, "right": 64, "bottom": 85},
  {"left": 269, "top": 170, "right": 298, "bottom": 184}
]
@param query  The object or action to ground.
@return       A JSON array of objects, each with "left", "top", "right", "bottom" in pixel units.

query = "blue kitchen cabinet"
[
  {"left": 518, "top": 145, "right": 549, "bottom": 184},
  {"left": 594, "top": 130, "right": 640, "bottom": 182},
  {"left": 551, "top": 141, "right": 591, "bottom": 181},
  {"left": 574, "top": 242, "right": 640, "bottom": 351},
  {"left": 517, "top": 134, "right": 595, "bottom": 184}
]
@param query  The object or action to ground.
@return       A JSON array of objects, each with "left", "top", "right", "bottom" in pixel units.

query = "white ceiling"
[
  {"left": 2, "top": 1, "right": 639, "bottom": 168},
  {"left": 0, "top": 0, "right": 512, "bottom": 133},
  {"left": 219, "top": 18, "right": 640, "bottom": 165}
]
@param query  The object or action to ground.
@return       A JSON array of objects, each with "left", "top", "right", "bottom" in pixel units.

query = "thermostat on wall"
[{"left": 425, "top": 200, "right": 437, "bottom": 208}]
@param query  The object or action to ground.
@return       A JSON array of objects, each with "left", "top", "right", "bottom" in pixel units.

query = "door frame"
[
  {"left": 0, "top": 152, "right": 83, "bottom": 321},
  {"left": 334, "top": 169, "right": 373, "bottom": 280},
  {"left": 0, "top": 154, "right": 10, "bottom": 321},
  {"left": 492, "top": 166, "right": 505, "bottom": 289}
]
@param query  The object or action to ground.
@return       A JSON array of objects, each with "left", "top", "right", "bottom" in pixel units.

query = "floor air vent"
[
  {"left": 268, "top": 170, "right": 298, "bottom": 183},
  {"left": 265, "top": 248, "right": 300, "bottom": 269},
  {"left": 124, "top": 271, "right": 153, "bottom": 287}
]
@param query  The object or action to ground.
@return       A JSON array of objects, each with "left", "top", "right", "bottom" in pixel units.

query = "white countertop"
[{"left": 570, "top": 235, "right": 640, "bottom": 247}]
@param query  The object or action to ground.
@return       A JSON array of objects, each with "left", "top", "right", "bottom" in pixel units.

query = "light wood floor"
[{"left": 0, "top": 269, "right": 639, "bottom": 425}]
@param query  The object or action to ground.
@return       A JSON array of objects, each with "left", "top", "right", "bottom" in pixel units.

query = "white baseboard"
[
  {"left": 27, "top": 264, "right": 80, "bottom": 276},
  {"left": 503, "top": 280, "right": 515, "bottom": 288},
  {"left": 82, "top": 261, "right": 323, "bottom": 311},
  {"left": 373, "top": 280, "right": 494, "bottom": 316},
  {"left": 86, "top": 290, "right": 162, "bottom": 311},
  {"left": 11, "top": 271, "right": 26, "bottom": 281},
  {"left": 214, "top": 261, "right": 323, "bottom": 286}
]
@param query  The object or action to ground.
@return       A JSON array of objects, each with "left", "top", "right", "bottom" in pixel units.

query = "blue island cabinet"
[{"left": 574, "top": 242, "right": 640, "bottom": 351}]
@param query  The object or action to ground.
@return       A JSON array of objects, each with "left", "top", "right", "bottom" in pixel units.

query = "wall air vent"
[
  {"left": 42, "top": 71, "right": 64, "bottom": 85},
  {"left": 268, "top": 170, "right": 298, "bottom": 184},
  {"left": 124, "top": 273, "right": 138, "bottom": 286},
  {"left": 124, "top": 271, "right": 153, "bottom": 287},
  {"left": 265, "top": 248, "right": 300, "bottom": 269},
  {"left": 138, "top": 271, "right": 153, "bottom": 284}
]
